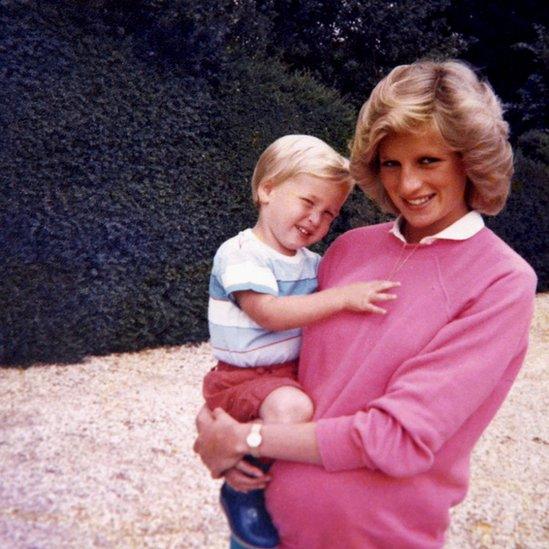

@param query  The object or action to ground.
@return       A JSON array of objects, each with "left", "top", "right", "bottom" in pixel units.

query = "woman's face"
[{"left": 378, "top": 126, "right": 469, "bottom": 243}]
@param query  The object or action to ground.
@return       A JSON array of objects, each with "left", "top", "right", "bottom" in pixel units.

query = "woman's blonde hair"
[
  {"left": 350, "top": 59, "right": 513, "bottom": 215},
  {"left": 251, "top": 135, "right": 353, "bottom": 208}
]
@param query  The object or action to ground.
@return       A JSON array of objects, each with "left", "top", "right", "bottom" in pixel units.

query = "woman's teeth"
[{"left": 405, "top": 195, "right": 433, "bottom": 206}]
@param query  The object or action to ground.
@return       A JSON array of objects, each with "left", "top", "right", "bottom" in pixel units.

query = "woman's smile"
[{"left": 402, "top": 193, "right": 436, "bottom": 207}]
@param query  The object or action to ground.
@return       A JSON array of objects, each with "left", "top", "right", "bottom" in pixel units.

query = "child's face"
[{"left": 255, "top": 174, "right": 350, "bottom": 256}]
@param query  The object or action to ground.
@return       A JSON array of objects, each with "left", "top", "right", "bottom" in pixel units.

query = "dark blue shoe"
[{"left": 220, "top": 482, "right": 279, "bottom": 549}]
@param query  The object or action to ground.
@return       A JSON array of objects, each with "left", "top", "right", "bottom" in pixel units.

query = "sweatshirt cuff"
[{"left": 316, "top": 415, "right": 376, "bottom": 472}]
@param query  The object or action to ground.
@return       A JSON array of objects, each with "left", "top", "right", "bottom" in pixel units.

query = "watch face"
[{"left": 247, "top": 432, "right": 262, "bottom": 448}]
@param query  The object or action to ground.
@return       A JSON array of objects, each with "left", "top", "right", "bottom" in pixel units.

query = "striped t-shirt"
[{"left": 208, "top": 228, "right": 321, "bottom": 367}]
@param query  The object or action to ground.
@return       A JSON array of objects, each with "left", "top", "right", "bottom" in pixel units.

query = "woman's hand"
[
  {"left": 224, "top": 459, "right": 271, "bottom": 492},
  {"left": 193, "top": 405, "right": 249, "bottom": 478}
]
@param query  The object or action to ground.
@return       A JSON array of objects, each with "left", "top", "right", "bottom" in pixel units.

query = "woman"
[{"left": 194, "top": 59, "right": 537, "bottom": 548}]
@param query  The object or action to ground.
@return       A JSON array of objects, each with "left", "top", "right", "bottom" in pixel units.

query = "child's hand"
[
  {"left": 339, "top": 280, "right": 400, "bottom": 314},
  {"left": 224, "top": 459, "right": 271, "bottom": 493}
]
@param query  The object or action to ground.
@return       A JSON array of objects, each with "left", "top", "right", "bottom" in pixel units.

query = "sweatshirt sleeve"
[{"left": 315, "top": 266, "right": 537, "bottom": 477}]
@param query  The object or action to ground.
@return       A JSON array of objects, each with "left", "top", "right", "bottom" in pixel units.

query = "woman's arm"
[
  {"left": 315, "top": 267, "right": 537, "bottom": 477},
  {"left": 194, "top": 406, "right": 321, "bottom": 478}
]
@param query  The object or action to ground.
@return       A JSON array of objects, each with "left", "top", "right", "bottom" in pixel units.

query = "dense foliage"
[
  {"left": 1, "top": 0, "right": 546, "bottom": 365},
  {"left": 257, "top": 0, "right": 469, "bottom": 105},
  {"left": 486, "top": 130, "right": 548, "bottom": 285},
  {"left": 1, "top": 1, "right": 355, "bottom": 365}
]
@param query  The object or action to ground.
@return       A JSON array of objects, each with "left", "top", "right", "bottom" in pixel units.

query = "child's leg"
[
  {"left": 205, "top": 363, "right": 290, "bottom": 548},
  {"left": 259, "top": 386, "right": 314, "bottom": 424}
]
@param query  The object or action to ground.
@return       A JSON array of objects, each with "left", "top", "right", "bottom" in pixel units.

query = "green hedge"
[
  {"left": 486, "top": 130, "right": 548, "bottom": 289},
  {"left": 1, "top": 3, "right": 545, "bottom": 367},
  {"left": 0, "top": 3, "right": 356, "bottom": 365}
]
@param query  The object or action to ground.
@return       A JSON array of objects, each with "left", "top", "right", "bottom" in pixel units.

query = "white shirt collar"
[{"left": 389, "top": 211, "right": 485, "bottom": 245}]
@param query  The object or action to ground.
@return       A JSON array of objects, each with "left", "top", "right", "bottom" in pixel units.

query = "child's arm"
[{"left": 235, "top": 280, "right": 399, "bottom": 331}]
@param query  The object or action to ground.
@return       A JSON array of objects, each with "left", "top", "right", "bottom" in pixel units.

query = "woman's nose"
[{"left": 398, "top": 167, "right": 423, "bottom": 193}]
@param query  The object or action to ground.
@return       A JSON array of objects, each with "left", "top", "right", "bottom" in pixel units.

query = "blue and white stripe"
[{"left": 208, "top": 228, "right": 320, "bottom": 367}]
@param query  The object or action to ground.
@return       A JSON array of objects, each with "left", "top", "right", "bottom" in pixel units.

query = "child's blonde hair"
[
  {"left": 251, "top": 135, "right": 353, "bottom": 208},
  {"left": 350, "top": 59, "right": 513, "bottom": 215}
]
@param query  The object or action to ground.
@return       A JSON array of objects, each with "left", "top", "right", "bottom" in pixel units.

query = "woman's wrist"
[
  {"left": 234, "top": 422, "right": 252, "bottom": 456},
  {"left": 251, "top": 422, "right": 322, "bottom": 464}
]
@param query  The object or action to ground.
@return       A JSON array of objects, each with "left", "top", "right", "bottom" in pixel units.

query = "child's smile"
[{"left": 253, "top": 174, "right": 350, "bottom": 255}]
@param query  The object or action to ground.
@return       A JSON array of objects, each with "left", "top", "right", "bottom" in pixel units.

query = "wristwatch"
[{"left": 246, "top": 423, "right": 263, "bottom": 457}]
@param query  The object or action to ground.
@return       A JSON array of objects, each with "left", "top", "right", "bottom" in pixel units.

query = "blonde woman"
[{"left": 194, "top": 60, "right": 537, "bottom": 548}]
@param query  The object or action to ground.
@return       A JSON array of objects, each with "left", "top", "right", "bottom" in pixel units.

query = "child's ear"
[{"left": 257, "top": 180, "right": 274, "bottom": 204}]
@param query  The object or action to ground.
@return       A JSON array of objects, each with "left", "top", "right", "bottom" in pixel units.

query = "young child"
[{"left": 203, "top": 135, "right": 399, "bottom": 549}]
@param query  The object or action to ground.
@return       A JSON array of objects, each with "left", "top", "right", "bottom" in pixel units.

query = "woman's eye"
[
  {"left": 419, "top": 157, "right": 439, "bottom": 165},
  {"left": 380, "top": 160, "right": 398, "bottom": 168}
]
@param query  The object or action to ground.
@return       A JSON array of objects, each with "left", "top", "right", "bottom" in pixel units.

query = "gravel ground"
[{"left": 1, "top": 294, "right": 547, "bottom": 548}]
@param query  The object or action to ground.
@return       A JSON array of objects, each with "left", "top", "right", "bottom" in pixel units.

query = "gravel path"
[{"left": 1, "top": 295, "right": 547, "bottom": 548}]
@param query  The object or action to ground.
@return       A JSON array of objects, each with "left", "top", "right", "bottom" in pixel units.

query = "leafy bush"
[
  {"left": 486, "top": 130, "right": 549, "bottom": 291},
  {"left": 1, "top": 1, "right": 544, "bottom": 366},
  {"left": 0, "top": 2, "right": 355, "bottom": 365}
]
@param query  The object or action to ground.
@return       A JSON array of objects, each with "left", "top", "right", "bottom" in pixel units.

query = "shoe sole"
[{"left": 230, "top": 532, "right": 278, "bottom": 549}]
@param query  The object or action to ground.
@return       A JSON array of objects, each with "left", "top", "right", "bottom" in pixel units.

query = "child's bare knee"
[{"left": 260, "top": 387, "right": 314, "bottom": 423}]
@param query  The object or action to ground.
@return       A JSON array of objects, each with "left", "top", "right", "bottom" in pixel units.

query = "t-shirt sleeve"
[
  {"left": 211, "top": 242, "right": 279, "bottom": 301},
  {"left": 315, "top": 266, "right": 537, "bottom": 477}
]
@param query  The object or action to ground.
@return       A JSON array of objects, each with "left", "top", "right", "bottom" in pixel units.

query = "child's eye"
[
  {"left": 300, "top": 197, "right": 314, "bottom": 206},
  {"left": 323, "top": 210, "right": 336, "bottom": 219}
]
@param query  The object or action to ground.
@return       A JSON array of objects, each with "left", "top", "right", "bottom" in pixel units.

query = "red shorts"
[{"left": 202, "top": 360, "right": 302, "bottom": 422}]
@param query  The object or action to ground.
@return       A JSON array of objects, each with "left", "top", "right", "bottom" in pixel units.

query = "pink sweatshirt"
[{"left": 266, "top": 222, "right": 536, "bottom": 549}]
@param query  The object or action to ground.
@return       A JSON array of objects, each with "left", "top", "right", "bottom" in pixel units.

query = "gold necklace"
[{"left": 387, "top": 242, "right": 420, "bottom": 279}]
